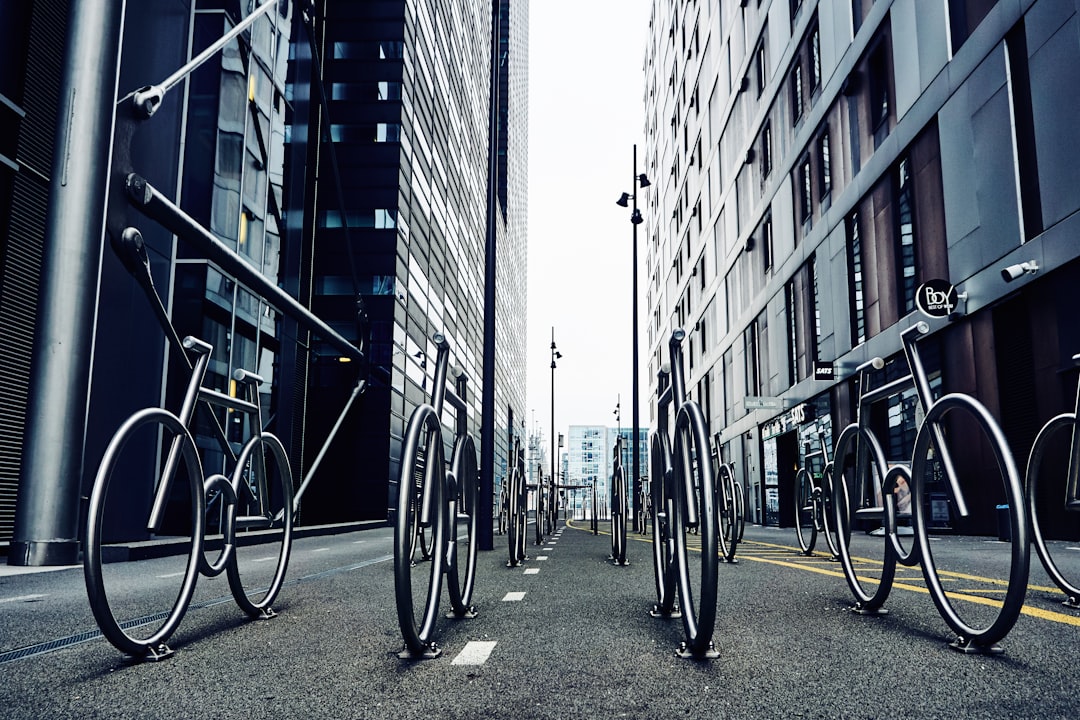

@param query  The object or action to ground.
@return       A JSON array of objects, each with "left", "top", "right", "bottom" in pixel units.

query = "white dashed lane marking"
[
  {"left": 503, "top": 591, "right": 526, "bottom": 601},
  {"left": 452, "top": 641, "right": 498, "bottom": 665},
  {"left": 537, "top": 556, "right": 549, "bottom": 560},
  {"left": 524, "top": 568, "right": 540, "bottom": 575}
]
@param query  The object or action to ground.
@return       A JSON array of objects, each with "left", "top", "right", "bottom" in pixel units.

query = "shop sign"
[
  {"left": 761, "top": 402, "right": 811, "bottom": 439},
  {"left": 745, "top": 396, "right": 782, "bottom": 410},
  {"left": 915, "top": 279, "right": 958, "bottom": 318},
  {"left": 813, "top": 360, "right": 834, "bottom": 380}
]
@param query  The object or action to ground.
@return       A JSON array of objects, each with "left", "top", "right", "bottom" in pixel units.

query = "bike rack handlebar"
[{"left": 124, "top": 173, "right": 365, "bottom": 364}]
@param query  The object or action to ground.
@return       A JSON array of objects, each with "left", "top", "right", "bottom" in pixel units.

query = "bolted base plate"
[
  {"left": 649, "top": 604, "right": 682, "bottom": 619},
  {"left": 397, "top": 642, "right": 442, "bottom": 660},
  {"left": 948, "top": 636, "right": 1004, "bottom": 655},
  {"left": 448, "top": 606, "right": 478, "bottom": 619},
  {"left": 675, "top": 640, "right": 720, "bottom": 660},
  {"left": 127, "top": 644, "right": 175, "bottom": 663},
  {"left": 850, "top": 602, "right": 889, "bottom": 616}
]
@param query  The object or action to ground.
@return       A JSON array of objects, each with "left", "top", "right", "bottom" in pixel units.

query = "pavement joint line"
[
  {"left": 0, "top": 594, "right": 46, "bottom": 604},
  {"left": 451, "top": 640, "right": 497, "bottom": 665}
]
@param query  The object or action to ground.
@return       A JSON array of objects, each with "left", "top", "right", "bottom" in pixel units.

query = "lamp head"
[
  {"left": 630, "top": 209, "right": 643, "bottom": 225},
  {"left": 638, "top": 173, "right": 651, "bottom": 188},
  {"left": 616, "top": 193, "right": 630, "bottom": 207}
]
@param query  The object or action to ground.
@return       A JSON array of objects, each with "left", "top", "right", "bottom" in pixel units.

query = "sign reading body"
[{"left": 915, "top": 279, "right": 958, "bottom": 318}]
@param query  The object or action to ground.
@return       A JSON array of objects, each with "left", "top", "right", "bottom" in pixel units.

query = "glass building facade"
[{"left": 0, "top": 0, "right": 528, "bottom": 551}]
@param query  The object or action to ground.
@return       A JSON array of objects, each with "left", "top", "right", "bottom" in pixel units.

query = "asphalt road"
[{"left": 1, "top": 521, "right": 1079, "bottom": 719}]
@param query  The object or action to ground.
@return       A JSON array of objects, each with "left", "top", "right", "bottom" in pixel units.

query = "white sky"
[{"left": 526, "top": 0, "right": 653, "bottom": 447}]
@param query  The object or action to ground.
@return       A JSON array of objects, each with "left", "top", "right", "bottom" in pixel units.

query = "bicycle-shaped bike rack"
[
  {"left": 648, "top": 329, "right": 719, "bottom": 659},
  {"left": 715, "top": 444, "right": 743, "bottom": 563},
  {"left": 830, "top": 321, "right": 1029, "bottom": 653},
  {"left": 84, "top": 1, "right": 393, "bottom": 660},
  {"left": 505, "top": 438, "right": 529, "bottom": 567},
  {"left": 394, "top": 333, "right": 479, "bottom": 660},
  {"left": 610, "top": 436, "right": 629, "bottom": 565},
  {"left": 793, "top": 430, "right": 839, "bottom": 559},
  {"left": 85, "top": 334, "right": 296, "bottom": 660},
  {"left": 1025, "top": 352, "right": 1080, "bottom": 608}
]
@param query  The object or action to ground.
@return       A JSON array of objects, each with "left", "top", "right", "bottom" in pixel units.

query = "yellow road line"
[{"left": 568, "top": 523, "right": 1080, "bottom": 628}]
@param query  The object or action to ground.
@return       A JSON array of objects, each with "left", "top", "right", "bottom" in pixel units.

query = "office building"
[
  {"left": 565, "top": 425, "right": 647, "bottom": 519},
  {"left": 642, "top": 0, "right": 1080, "bottom": 534},
  {"left": 0, "top": 0, "right": 528, "bottom": 556}
]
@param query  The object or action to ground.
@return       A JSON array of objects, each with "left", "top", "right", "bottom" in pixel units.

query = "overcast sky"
[{"left": 525, "top": 0, "right": 652, "bottom": 447}]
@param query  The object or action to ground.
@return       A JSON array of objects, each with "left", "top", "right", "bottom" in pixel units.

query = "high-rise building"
[
  {"left": 292, "top": 0, "right": 528, "bottom": 524},
  {"left": 0, "top": 0, "right": 528, "bottom": 558},
  {"left": 643, "top": 0, "right": 1080, "bottom": 534}
]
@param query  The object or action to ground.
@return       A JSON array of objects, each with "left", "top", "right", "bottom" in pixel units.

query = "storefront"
[{"left": 758, "top": 394, "right": 833, "bottom": 528}]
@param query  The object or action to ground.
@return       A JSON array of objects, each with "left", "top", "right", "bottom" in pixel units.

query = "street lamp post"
[
  {"left": 616, "top": 145, "right": 650, "bottom": 529},
  {"left": 550, "top": 327, "right": 562, "bottom": 526}
]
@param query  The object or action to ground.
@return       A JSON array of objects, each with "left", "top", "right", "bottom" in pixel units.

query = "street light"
[
  {"left": 550, "top": 327, "right": 562, "bottom": 526},
  {"left": 616, "top": 144, "right": 650, "bottom": 528}
]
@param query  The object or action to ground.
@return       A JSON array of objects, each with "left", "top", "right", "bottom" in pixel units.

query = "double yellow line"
[{"left": 567, "top": 521, "right": 1080, "bottom": 629}]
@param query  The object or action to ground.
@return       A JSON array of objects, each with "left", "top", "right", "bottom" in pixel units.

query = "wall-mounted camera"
[{"left": 1000, "top": 260, "right": 1038, "bottom": 282}]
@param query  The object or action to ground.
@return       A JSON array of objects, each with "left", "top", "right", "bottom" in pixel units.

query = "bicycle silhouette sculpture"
[
  {"left": 610, "top": 436, "right": 629, "bottom": 566},
  {"left": 394, "top": 333, "right": 480, "bottom": 659},
  {"left": 830, "top": 322, "right": 1029, "bottom": 653},
  {"left": 649, "top": 329, "right": 719, "bottom": 659},
  {"left": 84, "top": 0, "right": 381, "bottom": 660}
]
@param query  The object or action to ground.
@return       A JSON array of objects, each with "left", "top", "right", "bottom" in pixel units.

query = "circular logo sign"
[{"left": 915, "top": 279, "right": 958, "bottom": 318}]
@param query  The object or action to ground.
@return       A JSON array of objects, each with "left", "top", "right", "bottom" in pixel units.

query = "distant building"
[
  {"left": 565, "top": 425, "right": 647, "bottom": 519},
  {"left": 642, "top": 0, "right": 1080, "bottom": 534}
]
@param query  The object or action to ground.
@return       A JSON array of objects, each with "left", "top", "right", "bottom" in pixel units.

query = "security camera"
[{"left": 1001, "top": 260, "right": 1039, "bottom": 282}]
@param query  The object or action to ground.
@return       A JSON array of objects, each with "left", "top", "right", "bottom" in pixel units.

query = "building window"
[
  {"left": 375, "top": 209, "right": 397, "bottom": 229},
  {"left": 762, "top": 214, "right": 774, "bottom": 273},
  {"left": 376, "top": 123, "right": 400, "bottom": 142},
  {"left": 847, "top": 212, "right": 866, "bottom": 345},
  {"left": 722, "top": 347, "right": 734, "bottom": 426},
  {"left": 378, "top": 41, "right": 404, "bottom": 59},
  {"left": 377, "top": 81, "right": 402, "bottom": 101},
  {"left": 895, "top": 157, "right": 917, "bottom": 314},
  {"left": 799, "top": 158, "right": 812, "bottom": 224},
  {"left": 811, "top": 255, "right": 822, "bottom": 361},
  {"left": 786, "top": 279, "right": 800, "bottom": 387},
  {"left": 818, "top": 130, "right": 831, "bottom": 199},
  {"left": 948, "top": 0, "right": 998, "bottom": 51},
  {"left": 869, "top": 41, "right": 890, "bottom": 133},
  {"left": 810, "top": 24, "right": 821, "bottom": 91},
  {"left": 745, "top": 311, "right": 769, "bottom": 397},
  {"left": 791, "top": 64, "right": 804, "bottom": 123},
  {"left": 756, "top": 35, "right": 768, "bottom": 97},
  {"left": 761, "top": 122, "right": 773, "bottom": 178}
]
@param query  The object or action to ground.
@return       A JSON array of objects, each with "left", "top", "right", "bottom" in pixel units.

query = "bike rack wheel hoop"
[
  {"left": 671, "top": 401, "right": 719, "bottom": 660},
  {"left": 394, "top": 405, "right": 447, "bottom": 660},
  {"left": 830, "top": 423, "right": 894, "bottom": 615},
  {"left": 1026, "top": 413, "right": 1080, "bottom": 608},
  {"left": 226, "top": 432, "right": 294, "bottom": 618},
  {"left": 911, "top": 394, "right": 1030, "bottom": 653},
  {"left": 83, "top": 408, "right": 205, "bottom": 660},
  {"left": 446, "top": 434, "right": 480, "bottom": 618}
]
